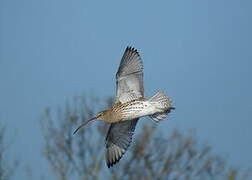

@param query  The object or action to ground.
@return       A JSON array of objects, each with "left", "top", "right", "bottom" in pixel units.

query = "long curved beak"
[{"left": 73, "top": 117, "right": 97, "bottom": 135}]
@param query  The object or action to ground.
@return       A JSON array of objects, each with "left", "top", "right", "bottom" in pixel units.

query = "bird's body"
[
  {"left": 101, "top": 93, "right": 174, "bottom": 123},
  {"left": 111, "top": 98, "right": 154, "bottom": 122},
  {"left": 74, "top": 46, "right": 175, "bottom": 167}
]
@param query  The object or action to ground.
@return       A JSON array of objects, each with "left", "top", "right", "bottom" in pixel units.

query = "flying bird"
[{"left": 74, "top": 46, "right": 175, "bottom": 167}]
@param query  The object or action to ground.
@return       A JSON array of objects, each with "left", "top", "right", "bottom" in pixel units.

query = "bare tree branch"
[
  {"left": 0, "top": 124, "right": 18, "bottom": 180},
  {"left": 40, "top": 95, "right": 250, "bottom": 180}
]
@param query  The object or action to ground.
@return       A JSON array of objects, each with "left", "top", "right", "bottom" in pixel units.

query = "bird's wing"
[
  {"left": 105, "top": 47, "right": 144, "bottom": 167},
  {"left": 105, "top": 118, "right": 138, "bottom": 168},
  {"left": 115, "top": 46, "right": 144, "bottom": 103}
]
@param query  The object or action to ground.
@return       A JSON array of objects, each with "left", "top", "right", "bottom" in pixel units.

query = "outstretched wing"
[
  {"left": 105, "top": 119, "right": 138, "bottom": 168},
  {"left": 105, "top": 47, "right": 144, "bottom": 167},
  {"left": 116, "top": 46, "right": 144, "bottom": 103}
]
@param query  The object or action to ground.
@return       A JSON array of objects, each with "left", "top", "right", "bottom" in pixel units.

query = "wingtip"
[
  {"left": 107, "top": 162, "right": 112, "bottom": 168},
  {"left": 106, "top": 145, "right": 127, "bottom": 168},
  {"left": 106, "top": 158, "right": 121, "bottom": 168},
  {"left": 125, "top": 46, "right": 139, "bottom": 55}
]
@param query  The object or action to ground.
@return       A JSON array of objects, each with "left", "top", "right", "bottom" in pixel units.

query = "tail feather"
[
  {"left": 149, "top": 91, "right": 175, "bottom": 122},
  {"left": 150, "top": 112, "right": 169, "bottom": 122}
]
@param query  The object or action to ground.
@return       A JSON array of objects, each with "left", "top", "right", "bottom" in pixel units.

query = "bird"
[{"left": 74, "top": 46, "right": 175, "bottom": 167}]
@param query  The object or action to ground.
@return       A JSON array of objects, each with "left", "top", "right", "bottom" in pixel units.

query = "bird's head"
[{"left": 73, "top": 110, "right": 109, "bottom": 135}]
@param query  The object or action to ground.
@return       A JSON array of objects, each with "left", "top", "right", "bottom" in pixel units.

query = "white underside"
[
  {"left": 120, "top": 91, "right": 172, "bottom": 122},
  {"left": 120, "top": 100, "right": 162, "bottom": 121}
]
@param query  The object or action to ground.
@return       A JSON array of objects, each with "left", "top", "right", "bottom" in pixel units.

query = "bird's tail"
[{"left": 149, "top": 91, "right": 175, "bottom": 122}]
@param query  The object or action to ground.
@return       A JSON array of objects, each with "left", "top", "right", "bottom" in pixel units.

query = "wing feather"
[
  {"left": 116, "top": 46, "right": 144, "bottom": 103},
  {"left": 105, "top": 119, "right": 138, "bottom": 168},
  {"left": 105, "top": 47, "right": 144, "bottom": 168}
]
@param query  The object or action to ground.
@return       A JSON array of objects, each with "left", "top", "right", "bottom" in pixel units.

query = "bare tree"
[
  {"left": 40, "top": 95, "right": 250, "bottom": 180},
  {"left": 0, "top": 124, "right": 18, "bottom": 180}
]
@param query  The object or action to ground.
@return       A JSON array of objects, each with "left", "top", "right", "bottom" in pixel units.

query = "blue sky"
[{"left": 0, "top": 0, "right": 251, "bottom": 179}]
